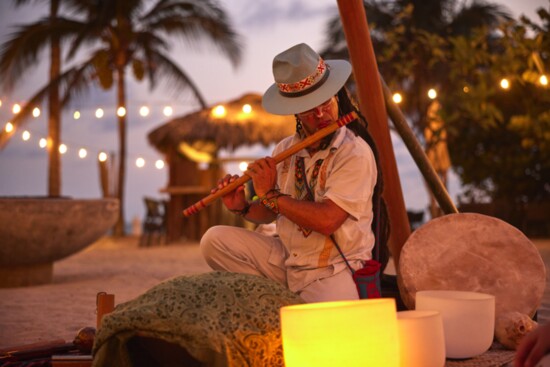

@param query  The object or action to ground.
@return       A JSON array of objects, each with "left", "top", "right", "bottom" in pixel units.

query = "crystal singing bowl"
[{"left": 415, "top": 290, "right": 495, "bottom": 359}]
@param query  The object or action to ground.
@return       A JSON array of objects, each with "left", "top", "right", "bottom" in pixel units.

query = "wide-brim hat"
[{"left": 262, "top": 43, "right": 352, "bottom": 116}]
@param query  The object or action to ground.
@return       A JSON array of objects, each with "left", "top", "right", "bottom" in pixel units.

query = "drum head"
[{"left": 398, "top": 213, "right": 546, "bottom": 318}]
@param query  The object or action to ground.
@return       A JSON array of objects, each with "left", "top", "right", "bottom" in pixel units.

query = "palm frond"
[
  {"left": 141, "top": 0, "right": 243, "bottom": 67},
  {"left": 148, "top": 50, "right": 207, "bottom": 108}
]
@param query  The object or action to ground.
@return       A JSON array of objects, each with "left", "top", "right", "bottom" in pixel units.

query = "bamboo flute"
[{"left": 183, "top": 111, "right": 358, "bottom": 216}]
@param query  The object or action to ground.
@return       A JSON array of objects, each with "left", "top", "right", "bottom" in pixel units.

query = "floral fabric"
[{"left": 92, "top": 271, "right": 304, "bottom": 367}]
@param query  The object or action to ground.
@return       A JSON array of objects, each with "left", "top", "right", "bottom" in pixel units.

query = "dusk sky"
[{"left": 0, "top": 0, "right": 547, "bottom": 226}]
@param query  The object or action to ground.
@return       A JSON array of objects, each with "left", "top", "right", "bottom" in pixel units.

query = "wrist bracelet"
[
  {"left": 230, "top": 201, "right": 251, "bottom": 217},
  {"left": 259, "top": 190, "right": 289, "bottom": 214}
]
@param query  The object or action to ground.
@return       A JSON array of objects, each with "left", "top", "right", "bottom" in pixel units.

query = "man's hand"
[
  {"left": 245, "top": 157, "right": 277, "bottom": 197},
  {"left": 212, "top": 174, "right": 247, "bottom": 211}
]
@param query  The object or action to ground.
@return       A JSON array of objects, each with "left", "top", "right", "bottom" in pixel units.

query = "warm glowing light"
[
  {"left": 463, "top": 86, "right": 470, "bottom": 93},
  {"left": 32, "top": 107, "right": 41, "bottom": 117},
  {"left": 0, "top": 99, "right": 2, "bottom": 107},
  {"left": 540, "top": 75, "right": 548, "bottom": 86},
  {"left": 5, "top": 122, "right": 14, "bottom": 133},
  {"left": 397, "top": 310, "right": 446, "bottom": 367},
  {"left": 211, "top": 105, "right": 226, "bottom": 118},
  {"left": 22, "top": 130, "right": 30, "bottom": 141},
  {"left": 58, "top": 144, "right": 67, "bottom": 154},
  {"left": 155, "top": 159, "right": 165, "bottom": 169},
  {"left": 135, "top": 157, "right": 145, "bottom": 168},
  {"left": 98, "top": 152, "right": 108, "bottom": 162},
  {"left": 73, "top": 111, "right": 81, "bottom": 120},
  {"left": 392, "top": 93, "right": 403, "bottom": 104},
  {"left": 163, "top": 106, "right": 173, "bottom": 117},
  {"left": 117, "top": 106, "right": 126, "bottom": 117},
  {"left": 428, "top": 89, "right": 437, "bottom": 99},
  {"left": 139, "top": 106, "right": 150, "bottom": 117},
  {"left": 242, "top": 104, "right": 252, "bottom": 113},
  {"left": 500, "top": 78, "right": 510, "bottom": 89},
  {"left": 281, "top": 299, "right": 400, "bottom": 367},
  {"left": 12, "top": 103, "right": 21, "bottom": 114},
  {"left": 39, "top": 138, "right": 47, "bottom": 148},
  {"left": 95, "top": 108, "right": 104, "bottom": 118},
  {"left": 78, "top": 148, "right": 87, "bottom": 158},
  {"left": 239, "top": 161, "right": 249, "bottom": 172}
]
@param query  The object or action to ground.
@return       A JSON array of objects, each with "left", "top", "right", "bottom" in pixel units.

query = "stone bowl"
[{"left": 0, "top": 197, "right": 119, "bottom": 287}]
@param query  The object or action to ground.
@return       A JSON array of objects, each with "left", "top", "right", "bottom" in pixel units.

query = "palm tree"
[
  {"left": 0, "top": 0, "right": 243, "bottom": 236},
  {"left": 321, "top": 0, "right": 511, "bottom": 217}
]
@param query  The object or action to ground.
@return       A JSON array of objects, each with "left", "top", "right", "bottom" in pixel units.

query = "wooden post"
[{"left": 337, "top": 0, "right": 411, "bottom": 266}]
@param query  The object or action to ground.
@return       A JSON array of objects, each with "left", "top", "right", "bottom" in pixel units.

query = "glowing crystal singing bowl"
[
  {"left": 397, "top": 310, "right": 446, "bottom": 367},
  {"left": 281, "top": 298, "right": 399, "bottom": 367}
]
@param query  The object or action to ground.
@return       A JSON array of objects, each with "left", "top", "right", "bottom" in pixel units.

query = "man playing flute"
[{"left": 200, "top": 43, "right": 388, "bottom": 303}]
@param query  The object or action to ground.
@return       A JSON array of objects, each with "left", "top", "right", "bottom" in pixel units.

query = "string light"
[
  {"left": 392, "top": 93, "right": 403, "bottom": 104},
  {"left": 22, "top": 130, "right": 30, "bottom": 141},
  {"left": 463, "top": 86, "right": 470, "bottom": 93},
  {"left": 39, "top": 138, "right": 47, "bottom": 148},
  {"left": 500, "top": 78, "right": 510, "bottom": 90},
  {"left": 12, "top": 103, "right": 21, "bottom": 114},
  {"left": 117, "top": 106, "right": 126, "bottom": 117},
  {"left": 98, "top": 152, "right": 108, "bottom": 162},
  {"left": 59, "top": 144, "right": 67, "bottom": 154},
  {"left": 136, "top": 157, "right": 145, "bottom": 167},
  {"left": 540, "top": 75, "right": 548, "bottom": 86},
  {"left": 5, "top": 122, "right": 14, "bottom": 133},
  {"left": 95, "top": 108, "right": 104, "bottom": 118},
  {"left": 78, "top": 148, "right": 87, "bottom": 158},
  {"left": 163, "top": 106, "right": 173, "bottom": 117},
  {"left": 427, "top": 88, "right": 437, "bottom": 99},
  {"left": 211, "top": 105, "right": 226, "bottom": 118},
  {"left": 0, "top": 99, "right": 2, "bottom": 107},
  {"left": 155, "top": 159, "right": 164, "bottom": 169},
  {"left": 139, "top": 106, "right": 150, "bottom": 117},
  {"left": 239, "top": 161, "right": 249, "bottom": 172},
  {"left": 32, "top": 107, "right": 40, "bottom": 117},
  {"left": 242, "top": 104, "right": 252, "bottom": 114},
  {"left": 73, "top": 111, "right": 81, "bottom": 120}
]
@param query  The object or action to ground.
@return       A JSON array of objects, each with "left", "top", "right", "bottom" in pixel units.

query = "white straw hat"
[{"left": 262, "top": 43, "right": 352, "bottom": 115}]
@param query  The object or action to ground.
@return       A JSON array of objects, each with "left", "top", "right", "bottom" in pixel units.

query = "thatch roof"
[{"left": 148, "top": 93, "right": 296, "bottom": 156}]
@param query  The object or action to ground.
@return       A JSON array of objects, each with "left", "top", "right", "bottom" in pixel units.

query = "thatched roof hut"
[
  {"left": 148, "top": 93, "right": 295, "bottom": 157},
  {"left": 147, "top": 93, "right": 295, "bottom": 243}
]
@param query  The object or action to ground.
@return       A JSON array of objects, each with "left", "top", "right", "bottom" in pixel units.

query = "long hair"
[{"left": 336, "top": 87, "right": 391, "bottom": 271}]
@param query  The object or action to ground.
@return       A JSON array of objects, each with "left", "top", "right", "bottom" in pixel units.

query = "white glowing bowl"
[
  {"left": 397, "top": 310, "right": 446, "bottom": 367},
  {"left": 416, "top": 290, "right": 495, "bottom": 359}
]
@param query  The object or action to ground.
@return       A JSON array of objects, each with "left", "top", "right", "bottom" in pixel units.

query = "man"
[{"left": 200, "top": 43, "right": 386, "bottom": 303}]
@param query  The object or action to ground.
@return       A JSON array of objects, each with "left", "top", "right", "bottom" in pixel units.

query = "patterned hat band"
[{"left": 277, "top": 58, "right": 330, "bottom": 98}]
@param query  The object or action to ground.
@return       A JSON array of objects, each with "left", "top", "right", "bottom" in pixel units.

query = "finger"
[
  {"left": 265, "top": 156, "right": 276, "bottom": 169},
  {"left": 516, "top": 333, "right": 538, "bottom": 367}
]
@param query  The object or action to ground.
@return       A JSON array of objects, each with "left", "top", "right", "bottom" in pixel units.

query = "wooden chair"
[{"left": 139, "top": 197, "right": 167, "bottom": 246}]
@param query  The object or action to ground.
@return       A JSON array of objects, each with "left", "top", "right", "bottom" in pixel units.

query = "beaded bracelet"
[
  {"left": 259, "top": 189, "right": 289, "bottom": 214},
  {"left": 229, "top": 201, "right": 251, "bottom": 217}
]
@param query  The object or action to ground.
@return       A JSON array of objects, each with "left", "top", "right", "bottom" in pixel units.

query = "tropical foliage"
[
  {"left": 0, "top": 0, "right": 243, "bottom": 235},
  {"left": 319, "top": 1, "right": 550, "bottom": 211}
]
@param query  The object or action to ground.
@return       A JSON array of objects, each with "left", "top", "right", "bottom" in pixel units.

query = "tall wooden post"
[{"left": 337, "top": 0, "right": 411, "bottom": 266}]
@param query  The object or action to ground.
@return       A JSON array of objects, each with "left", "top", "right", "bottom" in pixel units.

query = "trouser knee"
[{"left": 200, "top": 225, "right": 227, "bottom": 262}]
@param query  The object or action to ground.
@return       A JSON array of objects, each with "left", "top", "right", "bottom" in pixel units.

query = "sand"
[
  {"left": 0, "top": 236, "right": 549, "bottom": 351},
  {"left": 0, "top": 236, "right": 211, "bottom": 349}
]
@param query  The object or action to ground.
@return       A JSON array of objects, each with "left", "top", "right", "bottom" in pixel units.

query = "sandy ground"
[{"left": 0, "top": 236, "right": 549, "bottom": 350}]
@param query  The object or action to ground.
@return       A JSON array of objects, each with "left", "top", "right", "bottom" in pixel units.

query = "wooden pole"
[
  {"left": 380, "top": 78, "right": 458, "bottom": 215},
  {"left": 337, "top": 0, "right": 411, "bottom": 266}
]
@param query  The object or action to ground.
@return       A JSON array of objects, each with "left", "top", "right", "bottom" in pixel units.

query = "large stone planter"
[{"left": 0, "top": 197, "right": 119, "bottom": 287}]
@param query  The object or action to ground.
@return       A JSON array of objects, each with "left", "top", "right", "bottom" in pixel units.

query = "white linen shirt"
[{"left": 272, "top": 127, "right": 377, "bottom": 292}]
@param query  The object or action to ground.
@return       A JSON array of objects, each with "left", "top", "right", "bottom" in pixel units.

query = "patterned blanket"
[{"left": 92, "top": 271, "right": 304, "bottom": 367}]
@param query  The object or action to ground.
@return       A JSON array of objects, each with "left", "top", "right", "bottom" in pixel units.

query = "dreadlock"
[{"left": 336, "top": 87, "right": 391, "bottom": 272}]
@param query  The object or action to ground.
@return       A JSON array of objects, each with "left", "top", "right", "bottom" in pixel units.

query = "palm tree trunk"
[
  {"left": 48, "top": 0, "right": 61, "bottom": 197},
  {"left": 113, "top": 65, "right": 127, "bottom": 236}
]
